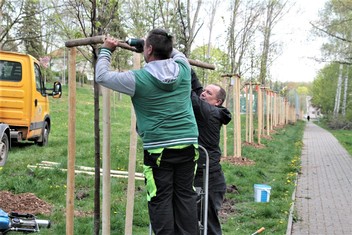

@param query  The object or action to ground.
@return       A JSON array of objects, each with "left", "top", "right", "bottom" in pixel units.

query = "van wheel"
[
  {"left": 38, "top": 121, "right": 49, "bottom": 147},
  {"left": 0, "top": 133, "right": 9, "bottom": 166}
]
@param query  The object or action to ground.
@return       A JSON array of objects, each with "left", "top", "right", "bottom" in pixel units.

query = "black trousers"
[
  {"left": 194, "top": 170, "right": 226, "bottom": 235},
  {"left": 144, "top": 145, "right": 199, "bottom": 235}
]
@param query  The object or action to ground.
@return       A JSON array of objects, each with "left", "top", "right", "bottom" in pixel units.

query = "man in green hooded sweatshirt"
[{"left": 96, "top": 28, "right": 199, "bottom": 235}]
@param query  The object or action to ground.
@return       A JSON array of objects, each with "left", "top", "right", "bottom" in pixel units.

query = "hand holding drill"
[{"left": 103, "top": 36, "right": 144, "bottom": 53}]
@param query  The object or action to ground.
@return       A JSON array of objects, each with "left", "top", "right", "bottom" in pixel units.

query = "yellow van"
[{"left": 0, "top": 51, "right": 61, "bottom": 146}]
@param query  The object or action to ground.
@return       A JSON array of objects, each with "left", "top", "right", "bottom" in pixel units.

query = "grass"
[
  {"left": 0, "top": 84, "right": 306, "bottom": 234},
  {"left": 221, "top": 121, "right": 303, "bottom": 234},
  {"left": 314, "top": 120, "right": 352, "bottom": 155}
]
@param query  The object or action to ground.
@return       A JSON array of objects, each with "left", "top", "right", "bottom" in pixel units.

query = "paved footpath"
[{"left": 290, "top": 122, "right": 352, "bottom": 235}]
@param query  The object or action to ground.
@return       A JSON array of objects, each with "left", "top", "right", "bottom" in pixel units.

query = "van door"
[{"left": 30, "top": 63, "right": 49, "bottom": 139}]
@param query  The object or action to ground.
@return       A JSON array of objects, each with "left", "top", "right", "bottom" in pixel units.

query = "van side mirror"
[{"left": 52, "top": 81, "right": 62, "bottom": 98}]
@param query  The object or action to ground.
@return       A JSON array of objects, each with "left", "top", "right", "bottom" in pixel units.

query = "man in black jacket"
[{"left": 191, "top": 69, "right": 232, "bottom": 235}]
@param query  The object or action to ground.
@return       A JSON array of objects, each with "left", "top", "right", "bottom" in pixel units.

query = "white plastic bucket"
[{"left": 254, "top": 184, "right": 271, "bottom": 202}]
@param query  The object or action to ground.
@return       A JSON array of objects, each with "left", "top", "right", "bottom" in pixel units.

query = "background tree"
[
  {"left": 333, "top": 64, "right": 343, "bottom": 117},
  {"left": 311, "top": 63, "right": 340, "bottom": 114},
  {"left": 191, "top": 45, "right": 229, "bottom": 84},
  {"left": 175, "top": 0, "right": 203, "bottom": 56},
  {"left": 0, "top": 0, "right": 24, "bottom": 51},
  {"left": 258, "top": 0, "right": 290, "bottom": 86},
  {"left": 311, "top": 0, "right": 352, "bottom": 122},
  {"left": 227, "top": 0, "right": 262, "bottom": 77},
  {"left": 18, "top": 0, "right": 44, "bottom": 58}
]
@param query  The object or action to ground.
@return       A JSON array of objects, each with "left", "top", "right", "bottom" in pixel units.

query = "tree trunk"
[
  {"left": 333, "top": 64, "right": 343, "bottom": 117},
  {"left": 342, "top": 66, "right": 349, "bottom": 117},
  {"left": 259, "top": 3, "right": 273, "bottom": 86}
]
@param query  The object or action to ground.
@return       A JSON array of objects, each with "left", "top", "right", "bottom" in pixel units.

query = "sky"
[
  {"left": 270, "top": 0, "right": 328, "bottom": 83},
  {"left": 196, "top": 0, "right": 328, "bottom": 83}
]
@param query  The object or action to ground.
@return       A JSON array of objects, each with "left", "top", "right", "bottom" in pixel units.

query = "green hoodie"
[{"left": 132, "top": 60, "right": 198, "bottom": 150}]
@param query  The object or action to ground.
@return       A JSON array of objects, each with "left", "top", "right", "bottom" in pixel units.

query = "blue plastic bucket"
[{"left": 254, "top": 184, "right": 272, "bottom": 202}]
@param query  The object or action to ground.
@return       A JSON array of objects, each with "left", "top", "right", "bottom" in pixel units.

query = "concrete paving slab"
[{"left": 290, "top": 122, "right": 352, "bottom": 235}]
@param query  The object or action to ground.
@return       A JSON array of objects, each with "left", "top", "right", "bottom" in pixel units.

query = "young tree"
[
  {"left": 227, "top": 0, "right": 262, "bottom": 77},
  {"left": 175, "top": 0, "right": 203, "bottom": 56},
  {"left": 258, "top": 0, "right": 290, "bottom": 86}
]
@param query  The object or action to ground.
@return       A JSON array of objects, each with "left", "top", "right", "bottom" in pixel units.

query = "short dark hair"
[
  {"left": 146, "top": 28, "right": 173, "bottom": 59},
  {"left": 213, "top": 84, "right": 226, "bottom": 106}
]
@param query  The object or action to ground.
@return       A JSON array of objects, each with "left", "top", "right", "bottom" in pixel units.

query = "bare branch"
[{"left": 310, "top": 21, "right": 352, "bottom": 43}]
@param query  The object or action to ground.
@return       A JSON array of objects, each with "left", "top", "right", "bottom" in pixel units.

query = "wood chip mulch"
[{"left": 0, "top": 191, "right": 52, "bottom": 215}]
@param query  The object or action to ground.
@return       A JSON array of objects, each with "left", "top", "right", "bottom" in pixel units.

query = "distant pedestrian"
[{"left": 307, "top": 115, "right": 310, "bottom": 122}]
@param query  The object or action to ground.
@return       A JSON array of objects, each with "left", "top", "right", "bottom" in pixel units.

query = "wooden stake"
[
  {"left": 124, "top": 53, "right": 140, "bottom": 235},
  {"left": 266, "top": 90, "right": 270, "bottom": 136},
  {"left": 257, "top": 85, "right": 262, "bottom": 144},
  {"left": 39, "top": 161, "right": 143, "bottom": 177},
  {"left": 273, "top": 93, "right": 276, "bottom": 127},
  {"left": 102, "top": 86, "right": 111, "bottom": 235},
  {"left": 27, "top": 164, "right": 144, "bottom": 180},
  {"left": 236, "top": 76, "right": 241, "bottom": 157},
  {"left": 232, "top": 76, "right": 241, "bottom": 157},
  {"left": 245, "top": 85, "right": 249, "bottom": 142},
  {"left": 270, "top": 92, "right": 274, "bottom": 131},
  {"left": 66, "top": 47, "right": 76, "bottom": 235},
  {"left": 249, "top": 82, "right": 253, "bottom": 143},
  {"left": 221, "top": 77, "right": 228, "bottom": 157}
]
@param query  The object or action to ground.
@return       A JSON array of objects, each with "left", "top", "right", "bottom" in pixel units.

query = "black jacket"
[{"left": 190, "top": 70, "right": 232, "bottom": 174}]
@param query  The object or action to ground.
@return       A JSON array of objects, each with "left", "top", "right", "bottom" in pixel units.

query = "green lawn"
[{"left": 0, "top": 84, "right": 306, "bottom": 234}]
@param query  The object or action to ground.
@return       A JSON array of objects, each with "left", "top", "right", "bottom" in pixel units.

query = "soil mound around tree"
[{"left": 221, "top": 156, "right": 255, "bottom": 166}]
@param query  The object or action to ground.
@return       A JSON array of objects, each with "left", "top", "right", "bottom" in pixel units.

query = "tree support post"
[
  {"left": 124, "top": 53, "right": 140, "bottom": 235},
  {"left": 257, "top": 85, "right": 262, "bottom": 145},
  {"left": 102, "top": 86, "right": 111, "bottom": 235},
  {"left": 66, "top": 47, "right": 76, "bottom": 235}
]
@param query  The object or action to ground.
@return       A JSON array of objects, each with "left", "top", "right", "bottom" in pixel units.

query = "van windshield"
[{"left": 0, "top": 61, "right": 22, "bottom": 82}]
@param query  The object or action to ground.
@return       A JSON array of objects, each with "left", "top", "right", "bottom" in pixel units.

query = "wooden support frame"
[
  {"left": 221, "top": 74, "right": 241, "bottom": 158},
  {"left": 64, "top": 36, "right": 216, "bottom": 234},
  {"left": 244, "top": 82, "right": 260, "bottom": 145}
]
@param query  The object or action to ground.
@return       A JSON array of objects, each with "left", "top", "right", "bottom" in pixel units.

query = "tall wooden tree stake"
[
  {"left": 257, "top": 85, "right": 262, "bottom": 145},
  {"left": 234, "top": 75, "right": 241, "bottom": 157},
  {"left": 124, "top": 53, "right": 140, "bottom": 235},
  {"left": 102, "top": 87, "right": 111, "bottom": 235},
  {"left": 66, "top": 47, "right": 76, "bottom": 235}
]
